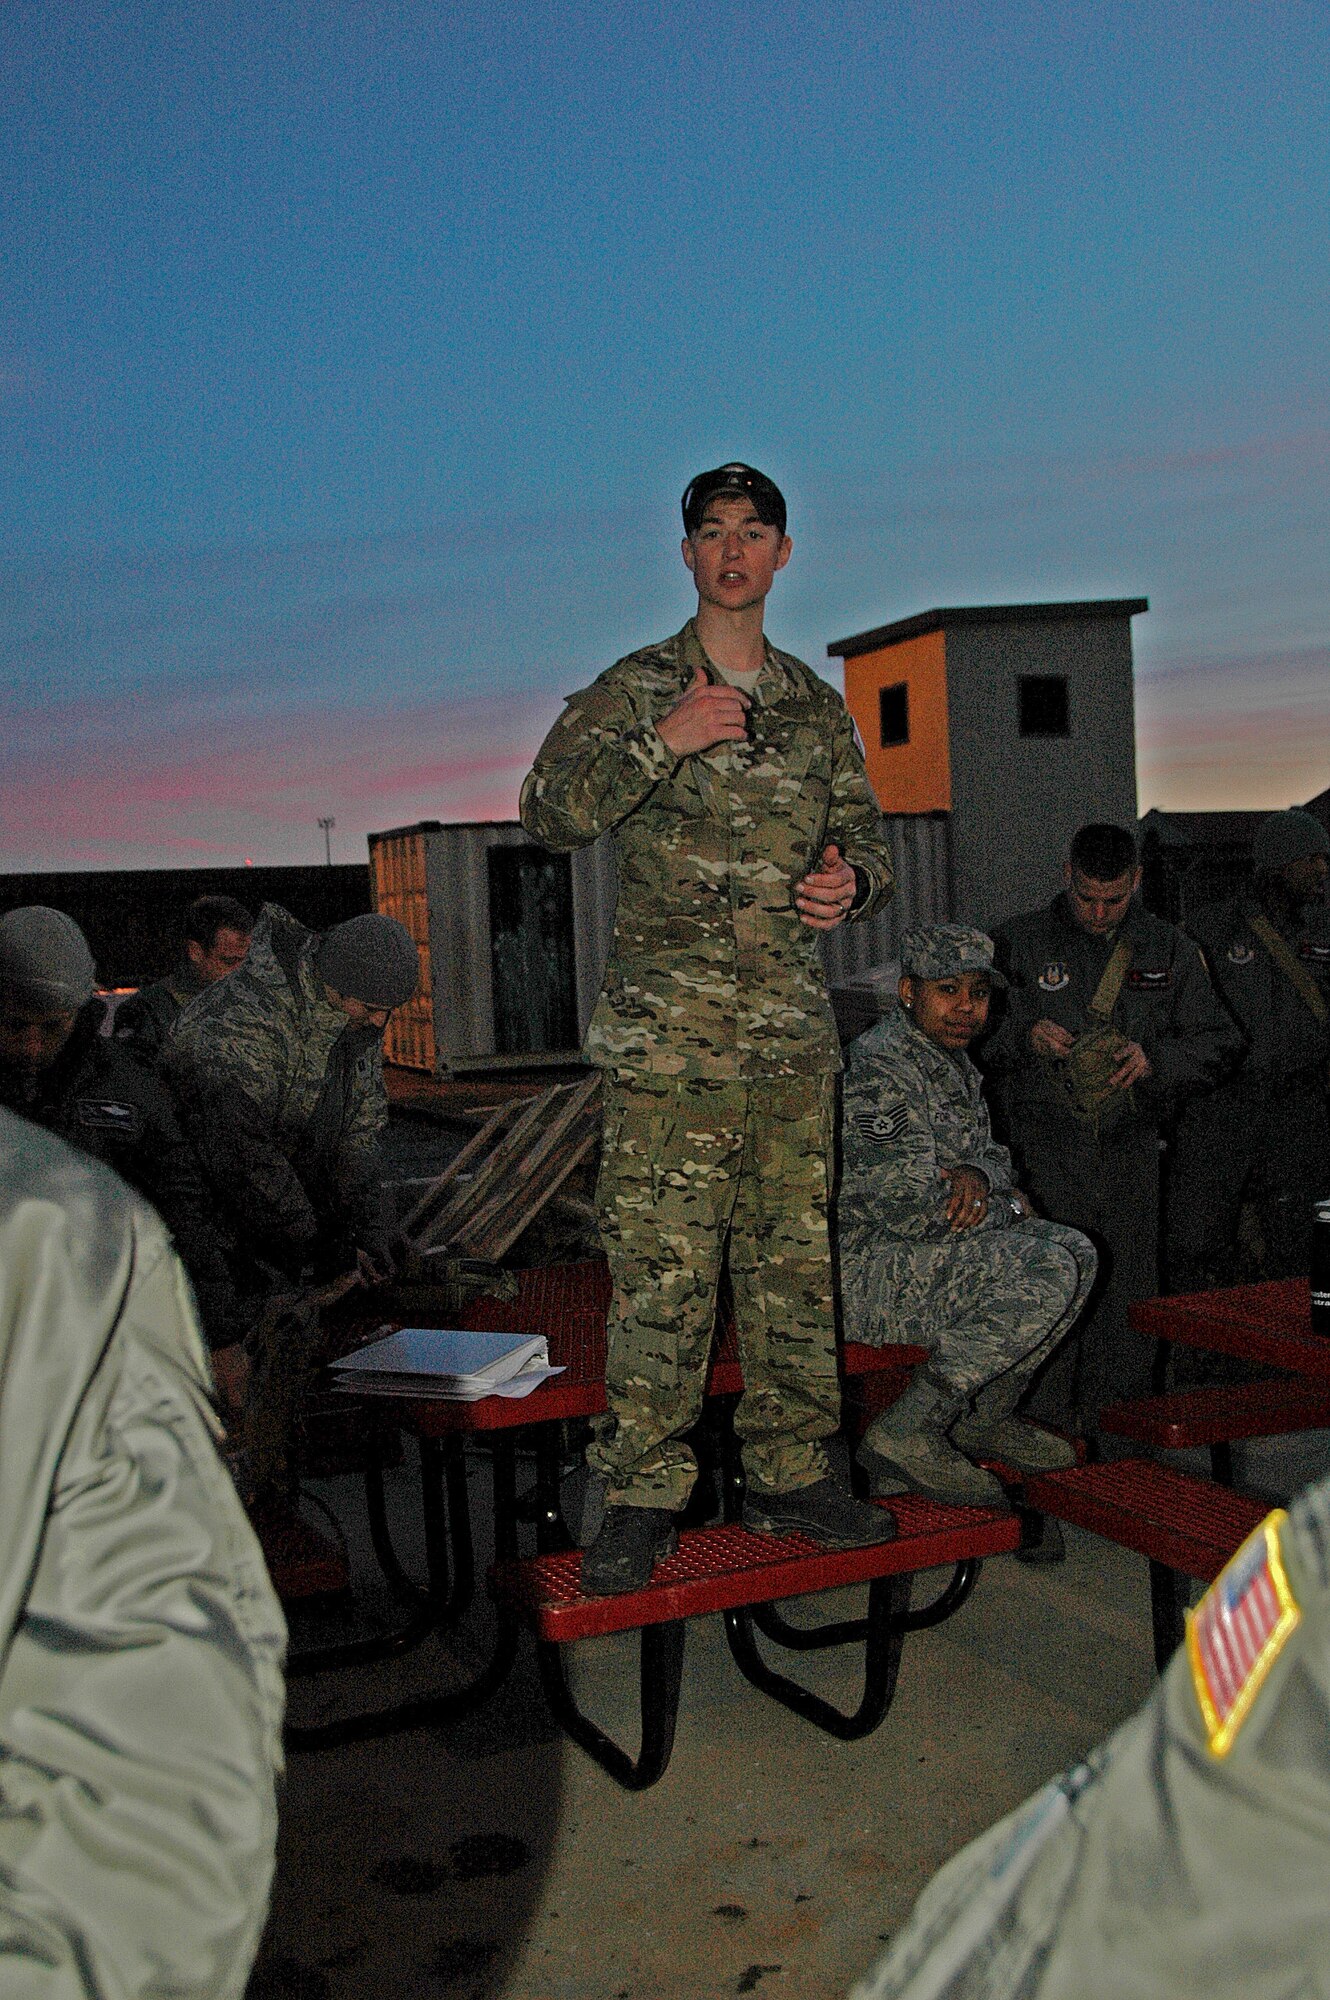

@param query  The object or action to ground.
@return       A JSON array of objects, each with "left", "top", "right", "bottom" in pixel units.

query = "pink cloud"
[
  {"left": 1, "top": 684, "right": 566, "bottom": 870},
  {"left": 1135, "top": 646, "right": 1330, "bottom": 811}
]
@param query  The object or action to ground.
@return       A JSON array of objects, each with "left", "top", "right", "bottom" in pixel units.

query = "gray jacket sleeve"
[{"left": 0, "top": 1121, "right": 285, "bottom": 2000}]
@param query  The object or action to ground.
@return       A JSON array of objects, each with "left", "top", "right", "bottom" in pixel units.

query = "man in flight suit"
[
  {"left": 114, "top": 893, "right": 253, "bottom": 1063},
  {"left": 981, "top": 824, "right": 1239, "bottom": 1435},
  {"left": 1169, "top": 806, "right": 1330, "bottom": 1293},
  {"left": 851, "top": 1473, "right": 1330, "bottom": 1999},
  {"left": 0, "top": 1108, "right": 284, "bottom": 1999},
  {"left": 0, "top": 904, "right": 236, "bottom": 1346},
  {"left": 521, "top": 462, "right": 897, "bottom": 1593}
]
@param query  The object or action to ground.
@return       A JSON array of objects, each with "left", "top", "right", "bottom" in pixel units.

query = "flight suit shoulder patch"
[
  {"left": 1187, "top": 1509, "right": 1300, "bottom": 1757},
  {"left": 1037, "top": 962, "right": 1070, "bottom": 992}
]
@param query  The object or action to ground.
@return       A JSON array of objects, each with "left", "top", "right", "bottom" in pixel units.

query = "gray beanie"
[
  {"left": 316, "top": 914, "right": 419, "bottom": 1008},
  {"left": 0, "top": 906, "right": 97, "bottom": 1013},
  {"left": 1252, "top": 808, "right": 1330, "bottom": 874}
]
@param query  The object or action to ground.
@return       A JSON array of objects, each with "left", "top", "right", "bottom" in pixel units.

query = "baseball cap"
[{"left": 681, "top": 463, "right": 787, "bottom": 537}]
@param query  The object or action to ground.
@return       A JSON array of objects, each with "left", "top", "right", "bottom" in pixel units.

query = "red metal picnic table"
[{"left": 1129, "top": 1277, "right": 1329, "bottom": 1384}]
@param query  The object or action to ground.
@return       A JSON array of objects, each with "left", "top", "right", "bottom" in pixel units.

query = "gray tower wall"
[{"left": 945, "top": 615, "right": 1139, "bottom": 929}]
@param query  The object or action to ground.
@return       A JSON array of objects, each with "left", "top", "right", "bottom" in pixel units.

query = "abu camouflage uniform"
[
  {"left": 163, "top": 905, "right": 390, "bottom": 1489},
  {"left": 520, "top": 619, "right": 895, "bottom": 1508},
  {"left": 163, "top": 903, "right": 389, "bottom": 1278},
  {"left": 1169, "top": 893, "right": 1330, "bottom": 1290},
  {"left": 839, "top": 1005, "right": 1096, "bottom": 1399}
]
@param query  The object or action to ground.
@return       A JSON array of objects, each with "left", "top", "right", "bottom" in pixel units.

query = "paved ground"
[
  {"left": 246, "top": 1108, "right": 1330, "bottom": 1998},
  {"left": 247, "top": 1419, "right": 1324, "bottom": 2000}
]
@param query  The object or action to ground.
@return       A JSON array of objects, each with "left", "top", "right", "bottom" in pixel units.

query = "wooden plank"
[
  {"left": 402, "top": 1073, "right": 604, "bottom": 1262},
  {"left": 399, "top": 1099, "right": 519, "bottom": 1242},
  {"left": 450, "top": 1077, "right": 600, "bottom": 1250},
  {"left": 411, "top": 1090, "right": 560, "bottom": 1249},
  {"left": 463, "top": 1125, "right": 600, "bottom": 1261}
]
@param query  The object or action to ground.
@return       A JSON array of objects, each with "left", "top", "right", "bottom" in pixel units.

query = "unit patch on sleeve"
[
  {"left": 1187, "top": 1510, "right": 1300, "bottom": 1758},
  {"left": 854, "top": 1103, "right": 910, "bottom": 1147},
  {"left": 1037, "top": 962, "right": 1070, "bottom": 993}
]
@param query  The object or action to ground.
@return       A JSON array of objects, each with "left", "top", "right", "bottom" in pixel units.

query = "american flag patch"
[{"left": 1187, "top": 1511, "right": 1300, "bottom": 1758}]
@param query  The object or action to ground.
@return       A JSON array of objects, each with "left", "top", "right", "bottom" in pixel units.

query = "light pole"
[{"left": 317, "top": 816, "right": 335, "bottom": 866}]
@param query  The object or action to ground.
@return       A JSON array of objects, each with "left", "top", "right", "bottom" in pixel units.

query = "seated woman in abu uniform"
[{"left": 836, "top": 925, "right": 1097, "bottom": 1507}]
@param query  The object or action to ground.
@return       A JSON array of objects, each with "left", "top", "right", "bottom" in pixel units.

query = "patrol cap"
[
  {"left": 0, "top": 906, "right": 97, "bottom": 1014},
  {"left": 681, "top": 463, "right": 787, "bottom": 537},
  {"left": 315, "top": 914, "right": 419, "bottom": 1009},
  {"left": 1252, "top": 808, "right": 1330, "bottom": 873},
  {"left": 900, "top": 923, "right": 1006, "bottom": 987}
]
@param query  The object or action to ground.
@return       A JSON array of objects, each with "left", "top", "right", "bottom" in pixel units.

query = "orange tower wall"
[{"left": 842, "top": 629, "right": 951, "bottom": 814}]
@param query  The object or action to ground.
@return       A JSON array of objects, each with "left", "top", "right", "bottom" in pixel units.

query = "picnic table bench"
[{"left": 287, "top": 1260, "right": 1029, "bottom": 1770}]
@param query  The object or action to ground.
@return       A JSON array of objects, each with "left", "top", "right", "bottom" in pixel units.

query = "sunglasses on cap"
[{"left": 681, "top": 463, "right": 787, "bottom": 537}]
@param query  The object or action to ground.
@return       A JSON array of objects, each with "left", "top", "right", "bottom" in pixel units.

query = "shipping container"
[{"left": 369, "top": 815, "right": 950, "bottom": 1075}]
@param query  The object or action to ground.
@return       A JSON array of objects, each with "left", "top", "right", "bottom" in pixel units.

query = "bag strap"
[
  {"left": 1086, "top": 935, "right": 1133, "bottom": 1025},
  {"left": 1249, "top": 912, "right": 1329, "bottom": 1025}
]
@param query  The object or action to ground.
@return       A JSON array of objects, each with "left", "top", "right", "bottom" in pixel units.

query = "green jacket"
[
  {"left": 0, "top": 1110, "right": 284, "bottom": 1997},
  {"left": 162, "top": 904, "right": 388, "bottom": 1267},
  {"left": 851, "top": 1476, "right": 1330, "bottom": 1999},
  {"left": 520, "top": 620, "right": 895, "bottom": 1080},
  {"left": 113, "top": 961, "right": 207, "bottom": 1063}
]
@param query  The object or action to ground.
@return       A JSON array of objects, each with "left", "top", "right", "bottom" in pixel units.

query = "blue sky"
[{"left": 3, "top": 0, "right": 1327, "bottom": 868}]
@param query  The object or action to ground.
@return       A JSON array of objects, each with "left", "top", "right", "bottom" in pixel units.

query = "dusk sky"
[{"left": 3, "top": 2, "right": 1327, "bottom": 871}]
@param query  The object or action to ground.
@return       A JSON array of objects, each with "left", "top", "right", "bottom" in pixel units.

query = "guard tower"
[{"left": 828, "top": 598, "right": 1146, "bottom": 928}]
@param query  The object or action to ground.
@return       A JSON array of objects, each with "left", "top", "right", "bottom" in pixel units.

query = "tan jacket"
[{"left": 0, "top": 1110, "right": 285, "bottom": 1998}]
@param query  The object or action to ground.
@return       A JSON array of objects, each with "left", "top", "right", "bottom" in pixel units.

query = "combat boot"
[
  {"left": 950, "top": 1374, "right": 1077, "bottom": 1474},
  {"left": 858, "top": 1372, "right": 1006, "bottom": 1508}
]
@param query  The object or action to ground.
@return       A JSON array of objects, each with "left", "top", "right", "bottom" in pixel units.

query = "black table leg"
[
  {"left": 536, "top": 1621, "right": 687, "bottom": 1790},
  {"left": 724, "top": 1574, "right": 912, "bottom": 1739}
]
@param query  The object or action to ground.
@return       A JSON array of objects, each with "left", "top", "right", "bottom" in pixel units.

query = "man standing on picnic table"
[
  {"left": 979, "top": 823, "right": 1239, "bottom": 1438},
  {"left": 520, "top": 462, "right": 897, "bottom": 1594}
]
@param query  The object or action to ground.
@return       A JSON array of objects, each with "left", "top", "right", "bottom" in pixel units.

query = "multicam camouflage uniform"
[
  {"left": 520, "top": 619, "right": 895, "bottom": 1509},
  {"left": 839, "top": 1004, "right": 1096, "bottom": 1400}
]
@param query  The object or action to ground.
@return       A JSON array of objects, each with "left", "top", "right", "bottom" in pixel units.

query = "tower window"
[
  {"left": 879, "top": 682, "right": 910, "bottom": 747},
  {"left": 1019, "top": 675, "right": 1070, "bottom": 737}
]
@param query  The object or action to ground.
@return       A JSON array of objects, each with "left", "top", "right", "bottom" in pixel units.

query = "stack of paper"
[{"left": 330, "top": 1327, "right": 564, "bottom": 1401}]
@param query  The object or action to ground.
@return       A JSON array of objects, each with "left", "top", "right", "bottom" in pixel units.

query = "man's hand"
[
  {"left": 210, "top": 1341, "right": 250, "bottom": 1421},
  {"left": 655, "top": 663, "right": 750, "bottom": 756},
  {"left": 1031, "top": 1018, "right": 1076, "bottom": 1057},
  {"left": 941, "top": 1165, "right": 990, "bottom": 1231},
  {"left": 1107, "top": 1039, "right": 1150, "bottom": 1089},
  {"left": 795, "top": 843, "right": 857, "bottom": 931}
]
